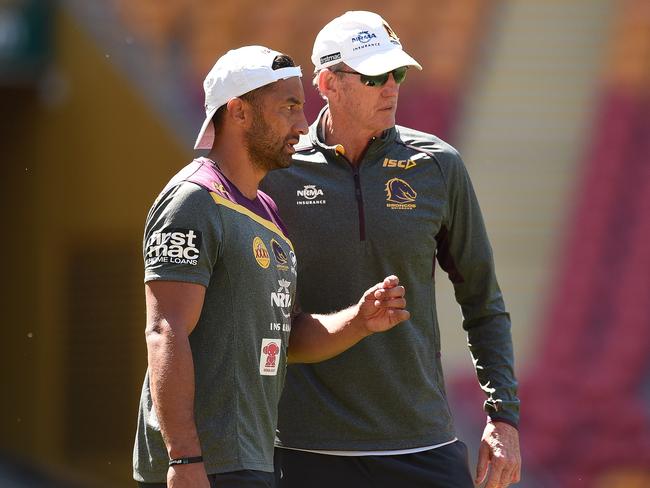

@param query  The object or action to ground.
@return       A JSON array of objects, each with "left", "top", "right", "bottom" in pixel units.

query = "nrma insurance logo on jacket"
[{"left": 145, "top": 228, "right": 202, "bottom": 266}]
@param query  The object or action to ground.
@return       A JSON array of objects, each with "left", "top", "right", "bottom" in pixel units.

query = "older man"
[{"left": 262, "top": 11, "right": 521, "bottom": 488}]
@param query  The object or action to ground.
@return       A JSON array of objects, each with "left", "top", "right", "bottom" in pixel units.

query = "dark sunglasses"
[{"left": 333, "top": 66, "right": 408, "bottom": 87}]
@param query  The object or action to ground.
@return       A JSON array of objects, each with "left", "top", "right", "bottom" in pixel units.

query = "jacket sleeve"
[{"left": 435, "top": 148, "right": 520, "bottom": 427}]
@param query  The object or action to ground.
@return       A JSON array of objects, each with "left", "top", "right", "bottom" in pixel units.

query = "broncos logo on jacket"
[{"left": 385, "top": 178, "right": 417, "bottom": 203}]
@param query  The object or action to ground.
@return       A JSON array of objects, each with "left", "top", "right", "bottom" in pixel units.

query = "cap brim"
[
  {"left": 194, "top": 106, "right": 219, "bottom": 150},
  {"left": 347, "top": 48, "right": 422, "bottom": 76}
]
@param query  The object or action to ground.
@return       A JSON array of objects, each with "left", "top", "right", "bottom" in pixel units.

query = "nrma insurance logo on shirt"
[
  {"left": 271, "top": 279, "right": 292, "bottom": 319},
  {"left": 145, "top": 228, "right": 201, "bottom": 266}
]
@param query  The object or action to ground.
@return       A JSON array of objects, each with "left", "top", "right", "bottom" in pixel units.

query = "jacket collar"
[{"left": 308, "top": 105, "right": 397, "bottom": 161}]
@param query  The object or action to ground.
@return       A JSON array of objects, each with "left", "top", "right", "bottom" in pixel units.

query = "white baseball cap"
[
  {"left": 312, "top": 11, "right": 422, "bottom": 76},
  {"left": 194, "top": 45, "right": 302, "bottom": 150}
]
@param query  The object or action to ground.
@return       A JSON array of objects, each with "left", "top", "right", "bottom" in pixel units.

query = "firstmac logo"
[{"left": 145, "top": 228, "right": 201, "bottom": 266}]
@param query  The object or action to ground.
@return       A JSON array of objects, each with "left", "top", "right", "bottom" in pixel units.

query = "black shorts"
[
  {"left": 274, "top": 441, "right": 474, "bottom": 488},
  {"left": 138, "top": 469, "right": 274, "bottom": 488}
]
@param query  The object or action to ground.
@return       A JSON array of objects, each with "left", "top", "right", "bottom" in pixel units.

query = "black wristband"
[{"left": 168, "top": 456, "right": 203, "bottom": 466}]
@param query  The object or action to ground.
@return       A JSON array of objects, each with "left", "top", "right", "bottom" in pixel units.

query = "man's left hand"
[{"left": 475, "top": 421, "right": 521, "bottom": 487}]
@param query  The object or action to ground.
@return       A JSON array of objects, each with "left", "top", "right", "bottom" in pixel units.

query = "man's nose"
[
  {"left": 295, "top": 110, "right": 309, "bottom": 135},
  {"left": 382, "top": 74, "right": 400, "bottom": 96}
]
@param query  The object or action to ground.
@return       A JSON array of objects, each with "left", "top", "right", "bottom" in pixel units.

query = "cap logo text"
[
  {"left": 352, "top": 31, "right": 377, "bottom": 44},
  {"left": 320, "top": 52, "right": 342, "bottom": 64}
]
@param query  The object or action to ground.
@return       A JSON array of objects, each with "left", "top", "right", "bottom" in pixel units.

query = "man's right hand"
[
  {"left": 167, "top": 463, "right": 211, "bottom": 488},
  {"left": 355, "top": 275, "right": 410, "bottom": 334}
]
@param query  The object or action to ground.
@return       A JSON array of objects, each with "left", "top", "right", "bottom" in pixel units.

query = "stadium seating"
[
  {"left": 108, "top": 0, "right": 495, "bottom": 139},
  {"left": 515, "top": 1, "right": 650, "bottom": 485}
]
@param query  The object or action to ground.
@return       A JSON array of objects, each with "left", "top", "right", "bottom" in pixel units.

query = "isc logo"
[{"left": 383, "top": 158, "right": 417, "bottom": 170}]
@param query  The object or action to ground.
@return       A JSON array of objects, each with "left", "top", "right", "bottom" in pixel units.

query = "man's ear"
[
  {"left": 318, "top": 70, "right": 339, "bottom": 100},
  {"left": 226, "top": 98, "right": 248, "bottom": 126}
]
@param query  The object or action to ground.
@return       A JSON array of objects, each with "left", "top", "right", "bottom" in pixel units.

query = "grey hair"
[{"left": 312, "top": 62, "right": 348, "bottom": 98}]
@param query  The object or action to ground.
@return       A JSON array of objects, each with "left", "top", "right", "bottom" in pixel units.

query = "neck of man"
[
  {"left": 321, "top": 108, "right": 384, "bottom": 166},
  {"left": 207, "top": 144, "right": 265, "bottom": 200}
]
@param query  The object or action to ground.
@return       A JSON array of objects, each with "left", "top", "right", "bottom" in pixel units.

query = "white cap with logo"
[
  {"left": 194, "top": 45, "right": 302, "bottom": 150},
  {"left": 312, "top": 11, "right": 422, "bottom": 76}
]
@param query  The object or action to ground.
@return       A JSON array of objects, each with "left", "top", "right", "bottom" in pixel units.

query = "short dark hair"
[{"left": 212, "top": 53, "right": 297, "bottom": 135}]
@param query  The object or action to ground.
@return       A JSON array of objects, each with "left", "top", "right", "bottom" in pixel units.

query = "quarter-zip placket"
[
  {"left": 336, "top": 142, "right": 374, "bottom": 242},
  {"left": 351, "top": 167, "right": 366, "bottom": 241}
]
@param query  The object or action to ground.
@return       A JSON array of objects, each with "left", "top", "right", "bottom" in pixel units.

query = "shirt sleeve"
[
  {"left": 143, "top": 182, "right": 222, "bottom": 287},
  {"left": 435, "top": 148, "right": 520, "bottom": 427}
]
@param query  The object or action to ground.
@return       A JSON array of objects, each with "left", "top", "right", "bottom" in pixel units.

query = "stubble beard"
[{"left": 244, "top": 111, "right": 292, "bottom": 172}]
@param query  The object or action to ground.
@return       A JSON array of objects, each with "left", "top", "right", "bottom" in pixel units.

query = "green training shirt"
[
  {"left": 261, "top": 112, "right": 519, "bottom": 451},
  {"left": 134, "top": 158, "right": 296, "bottom": 481}
]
